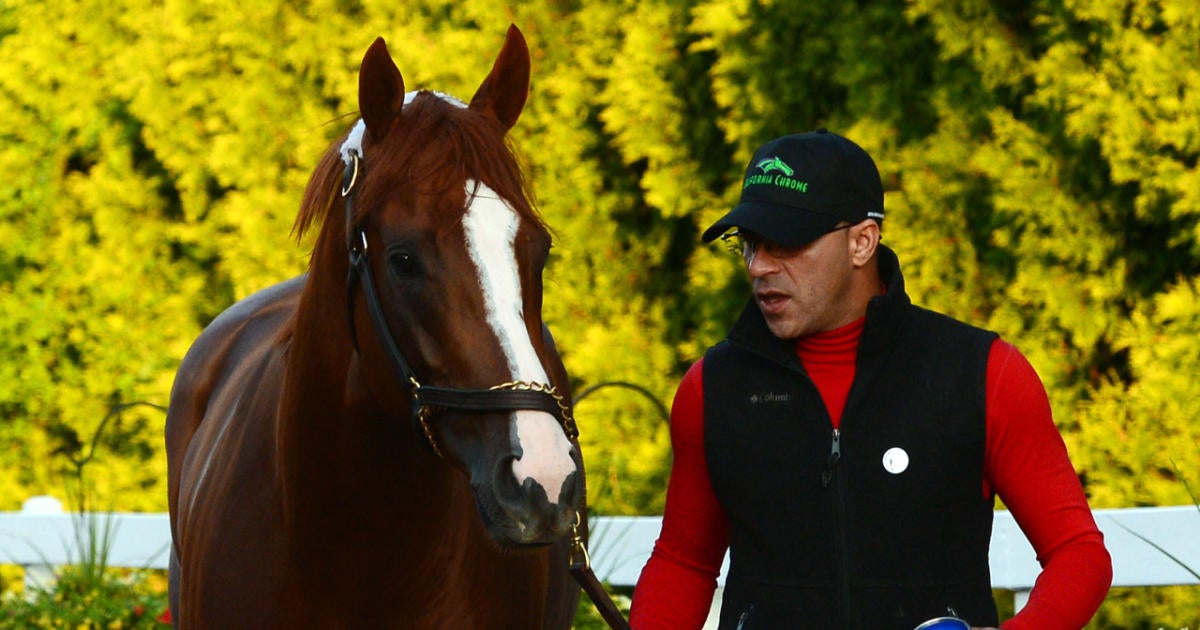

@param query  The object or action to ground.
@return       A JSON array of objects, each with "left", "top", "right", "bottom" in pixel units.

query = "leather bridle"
[{"left": 339, "top": 151, "right": 578, "bottom": 458}]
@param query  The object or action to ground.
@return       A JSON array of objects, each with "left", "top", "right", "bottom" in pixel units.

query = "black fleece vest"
[{"left": 703, "top": 246, "right": 1000, "bottom": 630}]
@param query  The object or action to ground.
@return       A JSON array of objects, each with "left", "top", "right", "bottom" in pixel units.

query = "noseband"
[{"left": 339, "top": 151, "right": 578, "bottom": 458}]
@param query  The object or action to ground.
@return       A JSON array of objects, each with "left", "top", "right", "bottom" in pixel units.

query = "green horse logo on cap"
[
  {"left": 744, "top": 155, "right": 808, "bottom": 192},
  {"left": 755, "top": 156, "right": 794, "bottom": 177}
]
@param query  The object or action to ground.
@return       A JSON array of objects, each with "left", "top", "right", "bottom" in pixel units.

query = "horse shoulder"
[{"left": 166, "top": 275, "right": 306, "bottom": 498}]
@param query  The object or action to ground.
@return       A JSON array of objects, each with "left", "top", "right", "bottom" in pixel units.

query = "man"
[{"left": 629, "top": 130, "right": 1112, "bottom": 629}]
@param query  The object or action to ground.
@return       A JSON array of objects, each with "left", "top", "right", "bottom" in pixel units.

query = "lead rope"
[{"left": 569, "top": 511, "right": 632, "bottom": 630}]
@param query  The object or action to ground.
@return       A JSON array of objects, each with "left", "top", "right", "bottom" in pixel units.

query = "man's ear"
[{"left": 849, "top": 219, "right": 881, "bottom": 267}]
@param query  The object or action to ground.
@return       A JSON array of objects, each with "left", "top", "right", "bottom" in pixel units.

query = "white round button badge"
[{"left": 882, "top": 447, "right": 909, "bottom": 474}]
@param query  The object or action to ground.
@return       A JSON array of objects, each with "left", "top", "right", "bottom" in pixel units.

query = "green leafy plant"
[
  {"left": 1, "top": 404, "right": 171, "bottom": 629},
  {"left": 1, "top": 564, "right": 170, "bottom": 629},
  {"left": 0, "top": 503, "right": 170, "bottom": 629}
]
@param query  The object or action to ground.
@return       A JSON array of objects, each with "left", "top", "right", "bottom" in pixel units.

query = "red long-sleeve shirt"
[{"left": 630, "top": 317, "right": 1112, "bottom": 629}]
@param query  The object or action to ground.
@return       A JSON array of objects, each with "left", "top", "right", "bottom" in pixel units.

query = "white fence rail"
[{"left": 3, "top": 496, "right": 1198, "bottom": 618}]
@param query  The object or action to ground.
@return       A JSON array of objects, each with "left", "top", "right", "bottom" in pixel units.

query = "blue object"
[{"left": 914, "top": 617, "right": 971, "bottom": 630}]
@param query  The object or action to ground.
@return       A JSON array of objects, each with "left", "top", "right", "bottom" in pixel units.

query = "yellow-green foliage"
[{"left": 1, "top": 0, "right": 1198, "bottom": 622}]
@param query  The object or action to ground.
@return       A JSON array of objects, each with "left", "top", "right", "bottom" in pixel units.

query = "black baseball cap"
[{"left": 702, "top": 129, "right": 884, "bottom": 246}]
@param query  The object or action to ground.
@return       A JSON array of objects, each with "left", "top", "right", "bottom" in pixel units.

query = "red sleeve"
[
  {"left": 629, "top": 359, "right": 729, "bottom": 630},
  {"left": 984, "top": 339, "right": 1112, "bottom": 630}
]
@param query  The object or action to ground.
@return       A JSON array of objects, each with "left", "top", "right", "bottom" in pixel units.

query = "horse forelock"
[{"left": 292, "top": 91, "right": 544, "bottom": 253}]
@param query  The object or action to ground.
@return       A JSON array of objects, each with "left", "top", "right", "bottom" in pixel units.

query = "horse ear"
[
  {"left": 358, "top": 37, "right": 406, "bottom": 143},
  {"left": 469, "top": 24, "right": 530, "bottom": 131}
]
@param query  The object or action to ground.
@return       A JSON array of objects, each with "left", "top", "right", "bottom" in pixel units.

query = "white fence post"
[{"left": 18, "top": 495, "right": 64, "bottom": 594}]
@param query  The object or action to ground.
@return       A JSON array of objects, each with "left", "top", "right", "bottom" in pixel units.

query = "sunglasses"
[{"left": 718, "top": 224, "right": 853, "bottom": 264}]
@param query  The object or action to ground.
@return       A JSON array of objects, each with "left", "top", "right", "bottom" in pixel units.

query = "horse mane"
[
  {"left": 291, "top": 93, "right": 544, "bottom": 249},
  {"left": 291, "top": 130, "right": 346, "bottom": 243}
]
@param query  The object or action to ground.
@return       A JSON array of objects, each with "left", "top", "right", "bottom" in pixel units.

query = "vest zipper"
[
  {"left": 825, "top": 427, "right": 853, "bottom": 627},
  {"left": 821, "top": 428, "right": 841, "bottom": 487}
]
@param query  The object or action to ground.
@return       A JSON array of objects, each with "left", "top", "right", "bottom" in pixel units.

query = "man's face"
[{"left": 742, "top": 226, "right": 859, "bottom": 340}]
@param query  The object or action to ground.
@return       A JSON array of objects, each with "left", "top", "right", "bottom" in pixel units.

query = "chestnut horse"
[{"left": 165, "top": 26, "right": 585, "bottom": 628}]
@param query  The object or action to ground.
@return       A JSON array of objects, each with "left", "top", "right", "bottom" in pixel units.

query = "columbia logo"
[{"left": 750, "top": 392, "right": 792, "bottom": 404}]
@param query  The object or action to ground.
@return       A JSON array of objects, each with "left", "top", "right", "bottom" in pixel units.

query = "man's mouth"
[{"left": 756, "top": 290, "right": 789, "bottom": 314}]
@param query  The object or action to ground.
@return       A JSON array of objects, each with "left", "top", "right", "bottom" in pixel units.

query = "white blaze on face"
[{"left": 461, "top": 181, "right": 576, "bottom": 504}]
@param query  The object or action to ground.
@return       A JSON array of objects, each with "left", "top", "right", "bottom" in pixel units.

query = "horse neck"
[
  {"left": 277, "top": 229, "right": 461, "bottom": 535},
  {"left": 282, "top": 229, "right": 355, "bottom": 421}
]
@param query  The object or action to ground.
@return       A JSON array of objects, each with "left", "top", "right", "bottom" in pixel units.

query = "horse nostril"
[
  {"left": 555, "top": 470, "right": 581, "bottom": 512},
  {"left": 494, "top": 456, "right": 540, "bottom": 508}
]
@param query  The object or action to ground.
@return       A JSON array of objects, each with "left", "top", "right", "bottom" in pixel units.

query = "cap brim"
[{"left": 701, "top": 201, "right": 842, "bottom": 247}]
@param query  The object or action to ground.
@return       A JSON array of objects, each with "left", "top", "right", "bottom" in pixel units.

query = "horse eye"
[{"left": 388, "top": 251, "right": 420, "bottom": 276}]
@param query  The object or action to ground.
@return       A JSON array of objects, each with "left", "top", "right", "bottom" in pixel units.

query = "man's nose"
[{"left": 746, "top": 247, "right": 779, "bottom": 276}]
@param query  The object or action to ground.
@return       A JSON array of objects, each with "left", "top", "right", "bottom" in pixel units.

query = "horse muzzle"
[{"left": 479, "top": 418, "right": 583, "bottom": 546}]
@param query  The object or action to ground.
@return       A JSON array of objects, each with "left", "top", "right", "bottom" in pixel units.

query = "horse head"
[{"left": 330, "top": 26, "right": 583, "bottom": 547}]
